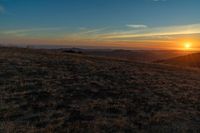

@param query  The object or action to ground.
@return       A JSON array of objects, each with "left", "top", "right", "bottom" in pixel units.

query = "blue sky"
[{"left": 0, "top": 0, "right": 200, "bottom": 49}]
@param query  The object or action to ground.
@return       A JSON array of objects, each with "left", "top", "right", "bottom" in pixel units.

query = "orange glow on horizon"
[
  {"left": 1, "top": 34, "right": 200, "bottom": 51},
  {"left": 177, "top": 39, "right": 198, "bottom": 51}
]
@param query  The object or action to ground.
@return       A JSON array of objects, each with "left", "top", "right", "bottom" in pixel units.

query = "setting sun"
[{"left": 184, "top": 42, "right": 192, "bottom": 49}]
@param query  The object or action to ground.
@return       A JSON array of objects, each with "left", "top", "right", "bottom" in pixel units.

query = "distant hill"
[
  {"left": 61, "top": 48, "right": 195, "bottom": 62},
  {"left": 157, "top": 52, "right": 200, "bottom": 68}
]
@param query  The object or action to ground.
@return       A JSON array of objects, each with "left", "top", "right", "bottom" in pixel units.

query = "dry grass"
[{"left": 0, "top": 47, "right": 200, "bottom": 132}]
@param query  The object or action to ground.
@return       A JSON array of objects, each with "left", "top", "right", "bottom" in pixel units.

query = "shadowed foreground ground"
[{"left": 0, "top": 47, "right": 200, "bottom": 132}]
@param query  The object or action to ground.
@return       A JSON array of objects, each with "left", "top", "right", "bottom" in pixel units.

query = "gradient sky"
[{"left": 0, "top": 0, "right": 200, "bottom": 49}]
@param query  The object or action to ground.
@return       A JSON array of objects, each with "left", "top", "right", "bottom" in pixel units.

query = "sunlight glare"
[{"left": 184, "top": 42, "right": 192, "bottom": 50}]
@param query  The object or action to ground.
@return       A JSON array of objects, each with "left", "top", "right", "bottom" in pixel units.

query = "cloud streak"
[
  {"left": 100, "top": 24, "right": 200, "bottom": 40},
  {"left": 126, "top": 24, "right": 147, "bottom": 28},
  {"left": 1, "top": 23, "right": 200, "bottom": 50},
  {"left": 3, "top": 27, "right": 62, "bottom": 34}
]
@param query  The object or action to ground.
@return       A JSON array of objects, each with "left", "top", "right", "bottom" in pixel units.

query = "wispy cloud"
[
  {"left": 126, "top": 24, "right": 148, "bottom": 28},
  {"left": 100, "top": 24, "right": 200, "bottom": 40},
  {"left": 62, "top": 27, "right": 108, "bottom": 40},
  {"left": 1, "top": 27, "right": 109, "bottom": 44},
  {"left": 4, "top": 27, "right": 61, "bottom": 34},
  {"left": 2, "top": 23, "right": 200, "bottom": 49},
  {"left": 2, "top": 27, "right": 63, "bottom": 37},
  {"left": 78, "top": 28, "right": 107, "bottom": 34}
]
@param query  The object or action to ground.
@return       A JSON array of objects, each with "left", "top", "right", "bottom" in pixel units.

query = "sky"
[{"left": 0, "top": 0, "right": 200, "bottom": 50}]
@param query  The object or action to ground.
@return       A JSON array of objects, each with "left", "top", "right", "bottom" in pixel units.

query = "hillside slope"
[
  {"left": 84, "top": 49, "right": 195, "bottom": 62},
  {"left": 158, "top": 52, "right": 200, "bottom": 68},
  {"left": 0, "top": 47, "right": 200, "bottom": 132},
  {"left": 62, "top": 48, "right": 194, "bottom": 62}
]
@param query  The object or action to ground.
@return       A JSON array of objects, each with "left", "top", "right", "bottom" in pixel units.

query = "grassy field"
[{"left": 0, "top": 47, "right": 200, "bottom": 132}]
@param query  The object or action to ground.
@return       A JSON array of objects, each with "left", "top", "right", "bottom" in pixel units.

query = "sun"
[{"left": 184, "top": 42, "right": 192, "bottom": 49}]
